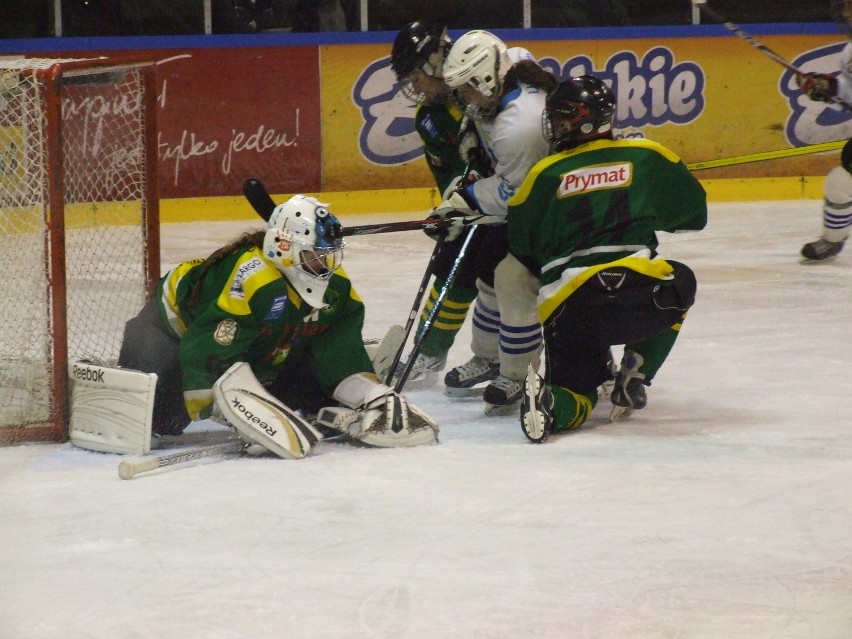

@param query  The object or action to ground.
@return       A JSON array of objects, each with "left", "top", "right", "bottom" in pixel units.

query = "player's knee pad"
[{"left": 653, "top": 261, "right": 696, "bottom": 311}]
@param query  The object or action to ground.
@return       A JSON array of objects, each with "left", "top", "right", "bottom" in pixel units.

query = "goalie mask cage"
[{"left": 0, "top": 56, "right": 160, "bottom": 445}]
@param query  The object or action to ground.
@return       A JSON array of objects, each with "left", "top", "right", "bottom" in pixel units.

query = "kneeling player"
[{"left": 506, "top": 76, "right": 707, "bottom": 442}]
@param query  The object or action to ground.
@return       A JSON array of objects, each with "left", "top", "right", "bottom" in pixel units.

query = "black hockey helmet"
[
  {"left": 390, "top": 21, "right": 451, "bottom": 82},
  {"left": 542, "top": 75, "right": 616, "bottom": 151}
]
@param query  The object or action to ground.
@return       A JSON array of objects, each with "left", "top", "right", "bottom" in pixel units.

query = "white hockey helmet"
[
  {"left": 442, "top": 30, "right": 511, "bottom": 120},
  {"left": 263, "top": 194, "right": 345, "bottom": 308}
]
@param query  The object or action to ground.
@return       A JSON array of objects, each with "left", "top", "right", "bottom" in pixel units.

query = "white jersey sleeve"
[{"left": 469, "top": 84, "right": 550, "bottom": 218}]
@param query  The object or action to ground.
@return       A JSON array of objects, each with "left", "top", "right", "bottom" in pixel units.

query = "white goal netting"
[{"left": 0, "top": 56, "right": 159, "bottom": 443}]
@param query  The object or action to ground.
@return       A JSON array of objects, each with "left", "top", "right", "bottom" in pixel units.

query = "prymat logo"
[
  {"left": 558, "top": 162, "right": 633, "bottom": 198},
  {"left": 352, "top": 46, "right": 705, "bottom": 166},
  {"left": 783, "top": 42, "right": 852, "bottom": 145}
]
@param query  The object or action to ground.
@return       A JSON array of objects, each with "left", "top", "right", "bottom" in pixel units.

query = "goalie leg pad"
[
  {"left": 315, "top": 398, "right": 439, "bottom": 448},
  {"left": 68, "top": 360, "right": 157, "bottom": 455},
  {"left": 213, "top": 363, "right": 322, "bottom": 459}
]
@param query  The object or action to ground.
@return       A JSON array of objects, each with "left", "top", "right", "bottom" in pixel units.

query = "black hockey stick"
[
  {"left": 241, "top": 176, "right": 501, "bottom": 235},
  {"left": 697, "top": 1, "right": 852, "bottom": 112},
  {"left": 394, "top": 224, "right": 480, "bottom": 393},
  {"left": 383, "top": 236, "right": 445, "bottom": 385},
  {"left": 243, "top": 177, "right": 277, "bottom": 222}
]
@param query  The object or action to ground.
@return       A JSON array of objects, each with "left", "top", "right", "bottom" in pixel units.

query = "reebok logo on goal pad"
[
  {"left": 558, "top": 162, "right": 632, "bottom": 198},
  {"left": 71, "top": 364, "right": 105, "bottom": 383}
]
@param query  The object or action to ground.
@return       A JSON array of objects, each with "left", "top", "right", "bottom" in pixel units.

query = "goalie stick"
[
  {"left": 697, "top": 1, "right": 852, "bottom": 112},
  {"left": 118, "top": 441, "right": 243, "bottom": 480}
]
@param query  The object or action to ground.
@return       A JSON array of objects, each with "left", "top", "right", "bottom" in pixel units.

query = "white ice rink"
[{"left": 1, "top": 200, "right": 851, "bottom": 638}]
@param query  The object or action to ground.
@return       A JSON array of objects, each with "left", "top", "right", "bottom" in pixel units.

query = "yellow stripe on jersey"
[
  {"left": 217, "top": 247, "right": 283, "bottom": 316},
  {"left": 510, "top": 138, "right": 684, "bottom": 207},
  {"left": 538, "top": 253, "right": 674, "bottom": 323},
  {"left": 184, "top": 388, "right": 214, "bottom": 421},
  {"left": 161, "top": 258, "right": 205, "bottom": 336}
]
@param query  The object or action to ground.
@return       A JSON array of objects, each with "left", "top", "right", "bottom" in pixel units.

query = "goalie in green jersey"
[{"left": 507, "top": 75, "right": 708, "bottom": 443}]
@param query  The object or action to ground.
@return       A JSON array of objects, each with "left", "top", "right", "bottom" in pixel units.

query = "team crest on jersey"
[
  {"left": 558, "top": 162, "right": 632, "bottom": 198},
  {"left": 321, "top": 288, "right": 340, "bottom": 315},
  {"left": 214, "top": 319, "right": 238, "bottom": 345}
]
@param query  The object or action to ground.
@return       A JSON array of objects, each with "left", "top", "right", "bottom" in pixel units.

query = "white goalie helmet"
[
  {"left": 263, "top": 194, "right": 345, "bottom": 308},
  {"left": 442, "top": 30, "right": 512, "bottom": 120}
]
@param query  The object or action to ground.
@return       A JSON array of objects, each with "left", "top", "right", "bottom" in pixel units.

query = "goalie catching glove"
[
  {"left": 315, "top": 373, "right": 439, "bottom": 447},
  {"left": 797, "top": 72, "right": 838, "bottom": 102}
]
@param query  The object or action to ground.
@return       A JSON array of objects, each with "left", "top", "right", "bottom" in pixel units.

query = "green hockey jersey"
[
  {"left": 416, "top": 100, "right": 491, "bottom": 195},
  {"left": 508, "top": 138, "right": 707, "bottom": 322},
  {"left": 155, "top": 246, "right": 373, "bottom": 420}
]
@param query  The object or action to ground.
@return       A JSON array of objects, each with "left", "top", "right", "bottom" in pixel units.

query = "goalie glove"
[
  {"left": 317, "top": 373, "right": 439, "bottom": 447},
  {"left": 797, "top": 72, "right": 838, "bottom": 102}
]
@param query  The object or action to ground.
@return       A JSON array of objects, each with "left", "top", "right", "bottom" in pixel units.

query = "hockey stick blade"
[
  {"left": 118, "top": 441, "right": 243, "bottom": 480},
  {"left": 242, "top": 177, "right": 277, "bottom": 222}
]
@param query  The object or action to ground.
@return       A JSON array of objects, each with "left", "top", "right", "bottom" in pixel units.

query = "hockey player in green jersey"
[
  {"left": 118, "top": 194, "right": 437, "bottom": 451},
  {"left": 389, "top": 21, "right": 493, "bottom": 390},
  {"left": 509, "top": 75, "right": 707, "bottom": 443}
]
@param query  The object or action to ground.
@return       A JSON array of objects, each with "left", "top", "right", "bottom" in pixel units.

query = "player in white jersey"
[
  {"left": 797, "top": 0, "right": 852, "bottom": 261},
  {"left": 432, "top": 30, "right": 557, "bottom": 415}
]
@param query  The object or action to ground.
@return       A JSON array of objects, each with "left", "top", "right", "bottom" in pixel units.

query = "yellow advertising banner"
[{"left": 321, "top": 32, "right": 852, "bottom": 192}]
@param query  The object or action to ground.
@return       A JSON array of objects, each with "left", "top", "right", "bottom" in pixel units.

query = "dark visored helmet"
[
  {"left": 542, "top": 75, "right": 616, "bottom": 151},
  {"left": 390, "top": 21, "right": 450, "bottom": 82}
]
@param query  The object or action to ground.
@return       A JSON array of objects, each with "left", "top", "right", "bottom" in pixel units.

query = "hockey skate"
[
  {"left": 483, "top": 375, "right": 524, "bottom": 416},
  {"left": 800, "top": 238, "right": 845, "bottom": 262},
  {"left": 443, "top": 356, "right": 500, "bottom": 398},
  {"left": 609, "top": 350, "right": 647, "bottom": 422},
  {"left": 521, "top": 366, "right": 553, "bottom": 443},
  {"left": 392, "top": 352, "right": 447, "bottom": 391}
]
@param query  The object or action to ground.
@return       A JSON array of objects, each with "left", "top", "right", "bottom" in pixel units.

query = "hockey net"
[{"left": 0, "top": 56, "right": 160, "bottom": 445}]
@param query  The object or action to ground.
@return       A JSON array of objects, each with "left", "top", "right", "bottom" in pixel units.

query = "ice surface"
[{"left": 1, "top": 201, "right": 850, "bottom": 638}]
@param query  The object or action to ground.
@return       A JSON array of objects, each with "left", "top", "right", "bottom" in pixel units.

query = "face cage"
[
  {"left": 541, "top": 105, "right": 585, "bottom": 148},
  {"left": 399, "top": 52, "right": 447, "bottom": 104},
  {"left": 294, "top": 242, "right": 345, "bottom": 280},
  {"left": 453, "top": 83, "right": 500, "bottom": 121}
]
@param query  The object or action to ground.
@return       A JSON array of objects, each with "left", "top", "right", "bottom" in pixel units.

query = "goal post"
[{"left": 0, "top": 55, "right": 160, "bottom": 445}]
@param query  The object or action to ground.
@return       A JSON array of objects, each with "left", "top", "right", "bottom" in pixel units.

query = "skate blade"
[
  {"left": 485, "top": 399, "right": 522, "bottom": 417},
  {"left": 444, "top": 386, "right": 486, "bottom": 399}
]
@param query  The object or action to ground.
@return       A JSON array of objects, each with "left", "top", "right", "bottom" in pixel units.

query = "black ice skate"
[
  {"left": 609, "top": 350, "right": 647, "bottom": 422},
  {"left": 483, "top": 375, "right": 524, "bottom": 416},
  {"left": 443, "top": 356, "right": 500, "bottom": 398},
  {"left": 800, "top": 238, "right": 845, "bottom": 262}
]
